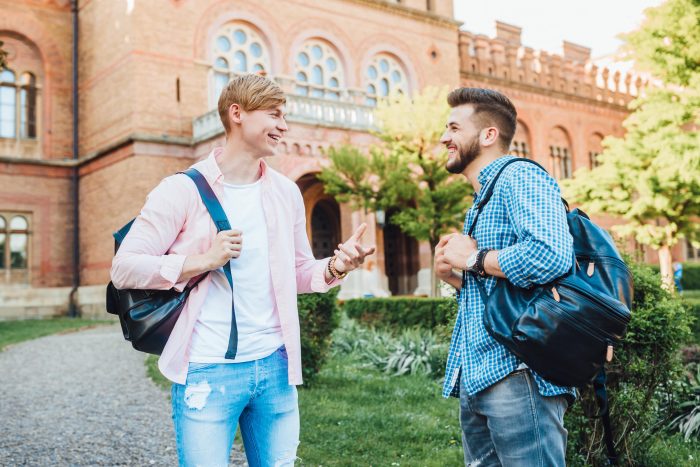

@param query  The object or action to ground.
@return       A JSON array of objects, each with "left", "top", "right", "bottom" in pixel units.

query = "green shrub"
[
  {"left": 364, "top": 328, "right": 448, "bottom": 378},
  {"left": 298, "top": 288, "right": 341, "bottom": 382},
  {"left": 664, "top": 362, "right": 700, "bottom": 442},
  {"left": 331, "top": 317, "right": 448, "bottom": 379},
  {"left": 685, "top": 298, "right": 700, "bottom": 344},
  {"left": 566, "top": 262, "right": 693, "bottom": 466},
  {"left": 682, "top": 263, "right": 700, "bottom": 290},
  {"left": 342, "top": 297, "right": 458, "bottom": 329},
  {"left": 331, "top": 318, "right": 393, "bottom": 356}
]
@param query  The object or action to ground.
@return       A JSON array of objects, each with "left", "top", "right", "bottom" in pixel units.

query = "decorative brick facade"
[{"left": 0, "top": 0, "right": 687, "bottom": 317}]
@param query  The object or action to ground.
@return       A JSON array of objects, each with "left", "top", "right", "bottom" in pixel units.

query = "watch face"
[{"left": 466, "top": 252, "right": 478, "bottom": 269}]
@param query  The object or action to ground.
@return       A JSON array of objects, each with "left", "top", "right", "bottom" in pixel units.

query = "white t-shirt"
[{"left": 189, "top": 178, "right": 283, "bottom": 363}]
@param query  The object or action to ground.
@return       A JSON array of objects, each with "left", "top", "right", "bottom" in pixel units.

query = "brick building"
[{"left": 0, "top": 0, "right": 693, "bottom": 318}]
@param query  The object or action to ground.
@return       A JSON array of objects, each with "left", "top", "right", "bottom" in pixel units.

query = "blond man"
[{"left": 111, "top": 74, "right": 375, "bottom": 466}]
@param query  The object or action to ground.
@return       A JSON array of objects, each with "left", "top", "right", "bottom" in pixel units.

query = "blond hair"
[{"left": 217, "top": 74, "right": 286, "bottom": 134}]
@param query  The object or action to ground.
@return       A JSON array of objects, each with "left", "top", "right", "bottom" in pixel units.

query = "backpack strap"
[
  {"left": 181, "top": 168, "right": 238, "bottom": 360},
  {"left": 467, "top": 157, "right": 547, "bottom": 236},
  {"left": 594, "top": 369, "right": 619, "bottom": 465}
]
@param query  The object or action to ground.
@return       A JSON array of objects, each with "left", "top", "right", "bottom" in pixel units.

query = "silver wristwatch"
[{"left": 466, "top": 250, "right": 479, "bottom": 272}]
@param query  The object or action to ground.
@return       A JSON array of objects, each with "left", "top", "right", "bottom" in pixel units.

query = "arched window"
[
  {"left": 0, "top": 34, "right": 43, "bottom": 148},
  {"left": 0, "top": 215, "right": 5, "bottom": 269},
  {"left": 20, "top": 73, "right": 37, "bottom": 139},
  {"left": 687, "top": 239, "right": 700, "bottom": 262},
  {"left": 294, "top": 40, "right": 344, "bottom": 100},
  {"left": 9, "top": 215, "right": 28, "bottom": 269},
  {"left": 0, "top": 213, "right": 30, "bottom": 280},
  {"left": 0, "top": 69, "right": 16, "bottom": 138},
  {"left": 510, "top": 120, "right": 532, "bottom": 158},
  {"left": 364, "top": 54, "right": 408, "bottom": 106},
  {"left": 549, "top": 127, "right": 573, "bottom": 179},
  {"left": 588, "top": 133, "right": 604, "bottom": 169},
  {"left": 0, "top": 69, "right": 39, "bottom": 140},
  {"left": 210, "top": 23, "right": 271, "bottom": 106}
]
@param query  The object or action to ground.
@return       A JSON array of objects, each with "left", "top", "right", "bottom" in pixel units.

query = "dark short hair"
[{"left": 446, "top": 87, "right": 517, "bottom": 151}]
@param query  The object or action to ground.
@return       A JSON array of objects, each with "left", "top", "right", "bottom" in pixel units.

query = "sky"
[{"left": 453, "top": 0, "right": 664, "bottom": 60}]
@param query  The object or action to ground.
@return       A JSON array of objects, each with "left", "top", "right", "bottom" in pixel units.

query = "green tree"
[
  {"left": 318, "top": 145, "right": 416, "bottom": 215},
  {"left": 319, "top": 86, "right": 472, "bottom": 296},
  {"left": 563, "top": 0, "right": 700, "bottom": 289}
]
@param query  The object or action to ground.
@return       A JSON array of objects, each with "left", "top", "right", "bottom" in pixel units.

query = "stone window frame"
[
  {"left": 0, "top": 212, "right": 31, "bottom": 284},
  {"left": 549, "top": 145, "right": 572, "bottom": 179},
  {"left": 588, "top": 133, "right": 605, "bottom": 169},
  {"left": 588, "top": 150, "right": 601, "bottom": 169},
  {"left": 209, "top": 22, "right": 272, "bottom": 108},
  {"left": 0, "top": 68, "right": 39, "bottom": 141},
  {"left": 293, "top": 39, "right": 345, "bottom": 101},
  {"left": 510, "top": 119, "right": 532, "bottom": 158},
  {"left": 510, "top": 140, "right": 530, "bottom": 158},
  {"left": 686, "top": 240, "right": 700, "bottom": 262},
  {"left": 363, "top": 53, "right": 409, "bottom": 106}
]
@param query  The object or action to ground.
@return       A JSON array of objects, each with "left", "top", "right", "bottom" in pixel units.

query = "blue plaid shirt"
[{"left": 442, "top": 155, "right": 576, "bottom": 399}]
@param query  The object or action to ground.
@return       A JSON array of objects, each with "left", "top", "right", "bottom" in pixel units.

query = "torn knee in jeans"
[
  {"left": 275, "top": 441, "right": 301, "bottom": 467},
  {"left": 273, "top": 449, "right": 299, "bottom": 466},
  {"left": 184, "top": 380, "right": 211, "bottom": 410}
]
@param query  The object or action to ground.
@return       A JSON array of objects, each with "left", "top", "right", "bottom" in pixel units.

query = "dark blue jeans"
[{"left": 459, "top": 369, "right": 568, "bottom": 466}]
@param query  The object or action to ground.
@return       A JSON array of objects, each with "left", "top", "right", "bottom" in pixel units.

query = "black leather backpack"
[{"left": 106, "top": 168, "right": 238, "bottom": 357}]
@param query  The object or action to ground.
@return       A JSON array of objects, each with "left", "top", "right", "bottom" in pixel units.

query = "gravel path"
[{"left": 0, "top": 324, "right": 247, "bottom": 466}]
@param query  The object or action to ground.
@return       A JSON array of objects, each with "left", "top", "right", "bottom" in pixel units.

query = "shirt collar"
[
  {"left": 202, "top": 147, "right": 269, "bottom": 185},
  {"left": 476, "top": 155, "right": 515, "bottom": 197}
]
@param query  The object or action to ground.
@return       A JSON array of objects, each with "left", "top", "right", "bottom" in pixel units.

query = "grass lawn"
[
  {"left": 0, "top": 317, "right": 112, "bottom": 351},
  {"left": 146, "top": 354, "right": 167, "bottom": 389},
  {"left": 146, "top": 353, "right": 463, "bottom": 466},
  {"left": 297, "top": 354, "right": 462, "bottom": 466}
]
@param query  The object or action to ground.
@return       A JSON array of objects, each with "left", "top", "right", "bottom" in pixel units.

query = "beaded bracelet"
[{"left": 328, "top": 255, "right": 348, "bottom": 280}]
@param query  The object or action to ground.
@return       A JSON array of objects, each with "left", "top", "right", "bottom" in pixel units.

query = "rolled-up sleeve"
[
  {"left": 497, "top": 163, "right": 573, "bottom": 288},
  {"left": 110, "top": 175, "right": 191, "bottom": 291}
]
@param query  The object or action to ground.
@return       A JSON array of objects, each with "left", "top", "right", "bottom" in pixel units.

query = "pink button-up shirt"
[{"left": 110, "top": 148, "right": 341, "bottom": 385}]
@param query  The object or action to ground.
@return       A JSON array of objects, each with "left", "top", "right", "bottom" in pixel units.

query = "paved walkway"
[{"left": 0, "top": 324, "right": 247, "bottom": 466}]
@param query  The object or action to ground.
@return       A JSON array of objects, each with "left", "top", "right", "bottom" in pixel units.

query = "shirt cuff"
[
  {"left": 159, "top": 254, "right": 187, "bottom": 291},
  {"left": 312, "top": 259, "right": 343, "bottom": 292}
]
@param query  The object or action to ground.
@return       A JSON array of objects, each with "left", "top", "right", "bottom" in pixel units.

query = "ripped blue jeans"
[{"left": 171, "top": 346, "right": 299, "bottom": 467}]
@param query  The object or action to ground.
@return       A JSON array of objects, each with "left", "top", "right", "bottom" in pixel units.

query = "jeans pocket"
[{"left": 277, "top": 346, "right": 289, "bottom": 361}]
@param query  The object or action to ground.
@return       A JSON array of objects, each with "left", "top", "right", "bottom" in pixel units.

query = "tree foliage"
[
  {"left": 563, "top": 0, "right": 700, "bottom": 287},
  {"left": 319, "top": 87, "right": 472, "bottom": 295}
]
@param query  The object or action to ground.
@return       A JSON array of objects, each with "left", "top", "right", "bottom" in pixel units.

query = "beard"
[{"left": 446, "top": 135, "right": 481, "bottom": 174}]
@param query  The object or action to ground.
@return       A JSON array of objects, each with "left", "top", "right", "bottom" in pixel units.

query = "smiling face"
[
  {"left": 440, "top": 104, "right": 483, "bottom": 174},
  {"left": 217, "top": 74, "right": 287, "bottom": 157},
  {"left": 238, "top": 104, "right": 288, "bottom": 157}
]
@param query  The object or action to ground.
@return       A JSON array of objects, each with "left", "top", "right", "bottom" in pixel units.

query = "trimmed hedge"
[
  {"left": 683, "top": 294, "right": 700, "bottom": 344},
  {"left": 298, "top": 288, "right": 341, "bottom": 382},
  {"left": 682, "top": 262, "right": 700, "bottom": 290},
  {"left": 342, "top": 297, "right": 458, "bottom": 330}
]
